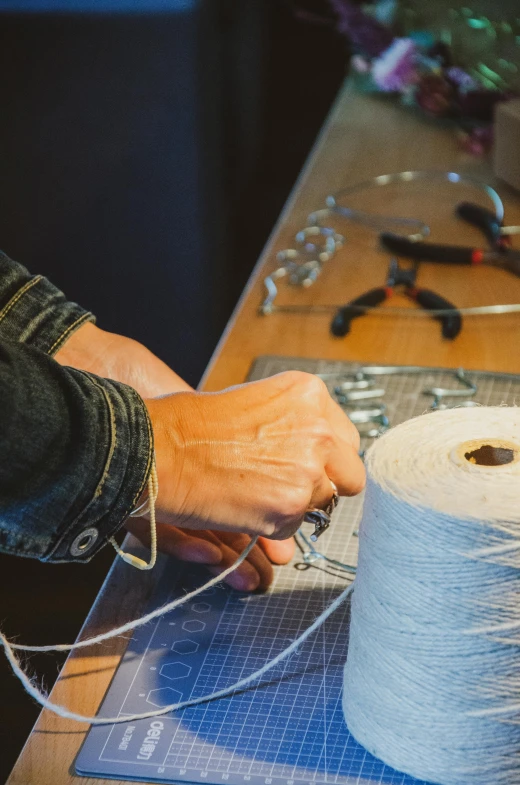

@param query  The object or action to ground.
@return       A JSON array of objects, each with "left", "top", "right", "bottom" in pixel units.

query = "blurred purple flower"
[
  {"left": 445, "top": 67, "right": 478, "bottom": 93},
  {"left": 328, "top": 0, "right": 393, "bottom": 57},
  {"left": 372, "top": 38, "right": 418, "bottom": 92}
]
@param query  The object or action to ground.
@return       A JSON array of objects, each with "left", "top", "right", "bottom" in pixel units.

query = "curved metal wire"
[
  {"left": 325, "top": 170, "right": 504, "bottom": 239},
  {"left": 261, "top": 170, "right": 514, "bottom": 318}
]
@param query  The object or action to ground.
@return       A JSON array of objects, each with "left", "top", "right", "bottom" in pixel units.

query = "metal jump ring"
[{"left": 304, "top": 480, "right": 339, "bottom": 541}]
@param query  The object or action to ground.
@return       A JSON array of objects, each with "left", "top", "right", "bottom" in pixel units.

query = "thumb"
[{"left": 258, "top": 536, "right": 295, "bottom": 564}]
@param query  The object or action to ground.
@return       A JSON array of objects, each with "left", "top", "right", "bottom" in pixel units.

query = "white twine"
[
  {"left": 0, "top": 536, "right": 265, "bottom": 723},
  {"left": 7, "top": 537, "right": 259, "bottom": 653},
  {"left": 343, "top": 406, "right": 520, "bottom": 785},
  {"left": 108, "top": 461, "right": 159, "bottom": 570},
  {"left": 1, "top": 581, "right": 353, "bottom": 725},
  {"left": 1, "top": 529, "right": 352, "bottom": 726}
]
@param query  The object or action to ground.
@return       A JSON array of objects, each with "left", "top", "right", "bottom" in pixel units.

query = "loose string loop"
[{"left": 109, "top": 460, "right": 159, "bottom": 570}]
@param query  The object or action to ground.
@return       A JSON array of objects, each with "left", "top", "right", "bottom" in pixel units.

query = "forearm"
[
  {"left": 0, "top": 341, "right": 152, "bottom": 562},
  {"left": 55, "top": 321, "right": 192, "bottom": 395}
]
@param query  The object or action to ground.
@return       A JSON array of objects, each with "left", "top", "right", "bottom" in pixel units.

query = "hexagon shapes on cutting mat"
[
  {"left": 146, "top": 687, "right": 182, "bottom": 708},
  {"left": 182, "top": 619, "right": 205, "bottom": 633},
  {"left": 191, "top": 602, "right": 211, "bottom": 613},
  {"left": 171, "top": 638, "right": 199, "bottom": 655},
  {"left": 160, "top": 662, "right": 192, "bottom": 681}
]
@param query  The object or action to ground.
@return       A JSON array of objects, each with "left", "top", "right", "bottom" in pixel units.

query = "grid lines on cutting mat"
[{"left": 76, "top": 357, "right": 520, "bottom": 785}]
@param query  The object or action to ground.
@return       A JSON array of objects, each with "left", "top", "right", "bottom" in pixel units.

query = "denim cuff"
[
  {"left": 44, "top": 372, "right": 154, "bottom": 563},
  {"left": 0, "top": 250, "right": 95, "bottom": 356}
]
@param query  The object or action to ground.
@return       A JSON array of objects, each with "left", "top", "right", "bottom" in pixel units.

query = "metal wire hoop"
[{"left": 324, "top": 169, "right": 504, "bottom": 241}]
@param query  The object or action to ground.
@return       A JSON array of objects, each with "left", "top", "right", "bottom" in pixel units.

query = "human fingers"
[
  {"left": 321, "top": 393, "right": 365, "bottom": 497},
  {"left": 203, "top": 538, "right": 262, "bottom": 593},
  {"left": 258, "top": 536, "right": 295, "bottom": 564},
  {"left": 297, "top": 373, "right": 364, "bottom": 500},
  {"left": 145, "top": 371, "right": 365, "bottom": 541},
  {"left": 126, "top": 523, "right": 262, "bottom": 593},
  {"left": 188, "top": 531, "right": 263, "bottom": 592},
  {"left": 124, "top": 519, "right": 222, "bottom": 564},
  {"left": 288, "top": 372, "right": 364, "bottom": 500},
  {"left": 213, "top": 532, "right": 274, "bottom": 591}
]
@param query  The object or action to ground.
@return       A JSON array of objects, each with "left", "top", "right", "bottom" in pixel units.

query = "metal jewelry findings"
[
  {"left": 260, "top": 170, "right": 520, "bottom": 319},
  {"left": 303, "top": 480, "right": 339, "bottom": 541}
]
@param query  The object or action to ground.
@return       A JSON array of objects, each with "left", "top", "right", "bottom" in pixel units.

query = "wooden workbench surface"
[{"left": 7, "top": 79, "right": 520, "bottom": 785}]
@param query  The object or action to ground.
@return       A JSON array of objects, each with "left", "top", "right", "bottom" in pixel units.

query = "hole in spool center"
[{"left": 464, "top": 444, "right": 516, "bottom": 466}]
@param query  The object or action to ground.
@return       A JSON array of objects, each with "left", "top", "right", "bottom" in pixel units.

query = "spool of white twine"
[{"left": 343, "top": 406, "right": 520, "bottom": 785}]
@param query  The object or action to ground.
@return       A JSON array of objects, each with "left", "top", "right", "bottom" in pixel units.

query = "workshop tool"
[
  {"left": 334, "top": 378, "right": 375, "bottom": 391},
  {"left": 262, "top": 171, "right": 517, "bottom": 319},
  {"left": 334, "top": 388, "right": 386, "bottom": 403},
  {"left": 380, "top": 201, "right": 520, "bottom": 274},
  {"left": 423, "top": 367, "right": 477, "bottom": 404},
  {"left": 423, "top": 368, "right": 478, "bottom": 410},
  {"left": 78, "top": 357, "right": 520, "bottom": 785},
  {"left": 325, "top": 169, "right": 505, "bottom": 240},
  {"left": 330, "top": 259, "right": 462, "bottom": 339}
]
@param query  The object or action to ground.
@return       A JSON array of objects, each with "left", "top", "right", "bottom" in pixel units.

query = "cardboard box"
[{"left": 493, "top": 98, "right": 520, "bottom": 192}]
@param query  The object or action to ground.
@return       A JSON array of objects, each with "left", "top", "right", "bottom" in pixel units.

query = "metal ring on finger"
[{"left": 303, "top": 480, "right": 339, "bottom": 541}]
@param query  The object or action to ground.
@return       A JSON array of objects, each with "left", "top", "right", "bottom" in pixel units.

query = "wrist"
[
  {"left": 54, "top": 321, "right": 109, "bottom": 373},
  {"left": 144, "top": 393, "right": 202, "bottom": 525}
]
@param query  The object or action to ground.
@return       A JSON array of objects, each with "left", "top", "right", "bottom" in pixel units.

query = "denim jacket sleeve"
[
  {"left": 0, "top": 250, "right": 96, "bottom": 355},
  {"left": 0, "top": 252, "right": 153, "bottom": 562}
]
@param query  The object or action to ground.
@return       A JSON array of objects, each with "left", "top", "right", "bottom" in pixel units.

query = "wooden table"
[{"left": 8, "top": 80, "right": 520, "bottom": 785}]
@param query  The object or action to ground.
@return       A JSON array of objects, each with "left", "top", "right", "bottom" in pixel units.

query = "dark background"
[{"left": 0, "top": 1, "right": 346, "bottom": 780}]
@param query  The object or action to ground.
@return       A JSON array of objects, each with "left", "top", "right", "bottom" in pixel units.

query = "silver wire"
[
  {"left": 296, "top": 529, "right": 357, "bottom": 575},
  {"left": 262, "top": 170, "right": 511, "bottom": 317},
  {"left": 326, "top": 169, "right": 505, "bottom": 232}
]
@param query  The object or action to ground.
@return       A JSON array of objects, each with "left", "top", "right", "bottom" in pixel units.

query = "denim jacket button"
[{"left": 70, "top": 527, "right": 99, "bottom": 557}]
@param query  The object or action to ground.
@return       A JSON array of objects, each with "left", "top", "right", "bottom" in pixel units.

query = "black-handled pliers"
[
  {"left": 331, "top": 259, "right": 462, "bottom": 339},
  {"left": 380, "top": 202, "right": 520, "bottom": 276}
]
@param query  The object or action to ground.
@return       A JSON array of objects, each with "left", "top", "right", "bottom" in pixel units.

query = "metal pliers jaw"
[{"left": 379, "top": 202, "right": 520, "bottom": 277}]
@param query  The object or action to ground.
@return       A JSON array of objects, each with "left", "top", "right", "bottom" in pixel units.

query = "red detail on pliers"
[{"left": 471, "top": 249, "right": 484, "bottom": 265}]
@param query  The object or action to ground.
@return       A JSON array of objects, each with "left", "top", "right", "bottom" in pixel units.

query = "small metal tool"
[
  {"left": 355, "top": 415, "right": 390, "bottom": 439},
  {"left": 297, "top": 530, "right": 357, "bottom": 575},
  {"left": 423, "top": 368, "right": 478, "bottom": 410},
  {"left": 423, "top": 368, "right": 477, "bottom": 399},
  {"left": 347, "top": 407, "right": 387, "bottom": 424},
  {"left": 335, "top": 388, "right": 386, "bottom": 404},
  {"left": 380, "top": 202, "right": 520, "bottom": 277},
  {"left": 331, "top": 259, "right": 462, "bottom": 339},
  {"left": 431, "top": 399, "right": 480, "bottom": 411},
  {"left": 334, "top": 379, "right": 375, "bottom": 392},
  {"left": 361, "top": 365, "right": 434, "bottom": 375}
]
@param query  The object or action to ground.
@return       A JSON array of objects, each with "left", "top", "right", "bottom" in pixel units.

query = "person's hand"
[
  {"left": 54, "top": 321, "right": 192, "bottom": 397},
  {"left": 145, "top": 371, "right": 365, "bottom": 540},
  {"left": 124, "top": 521, "right": 295, "bottom": 592},
  {"left": 55, "top": 322, "right": 296, "bottom": 587}
]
